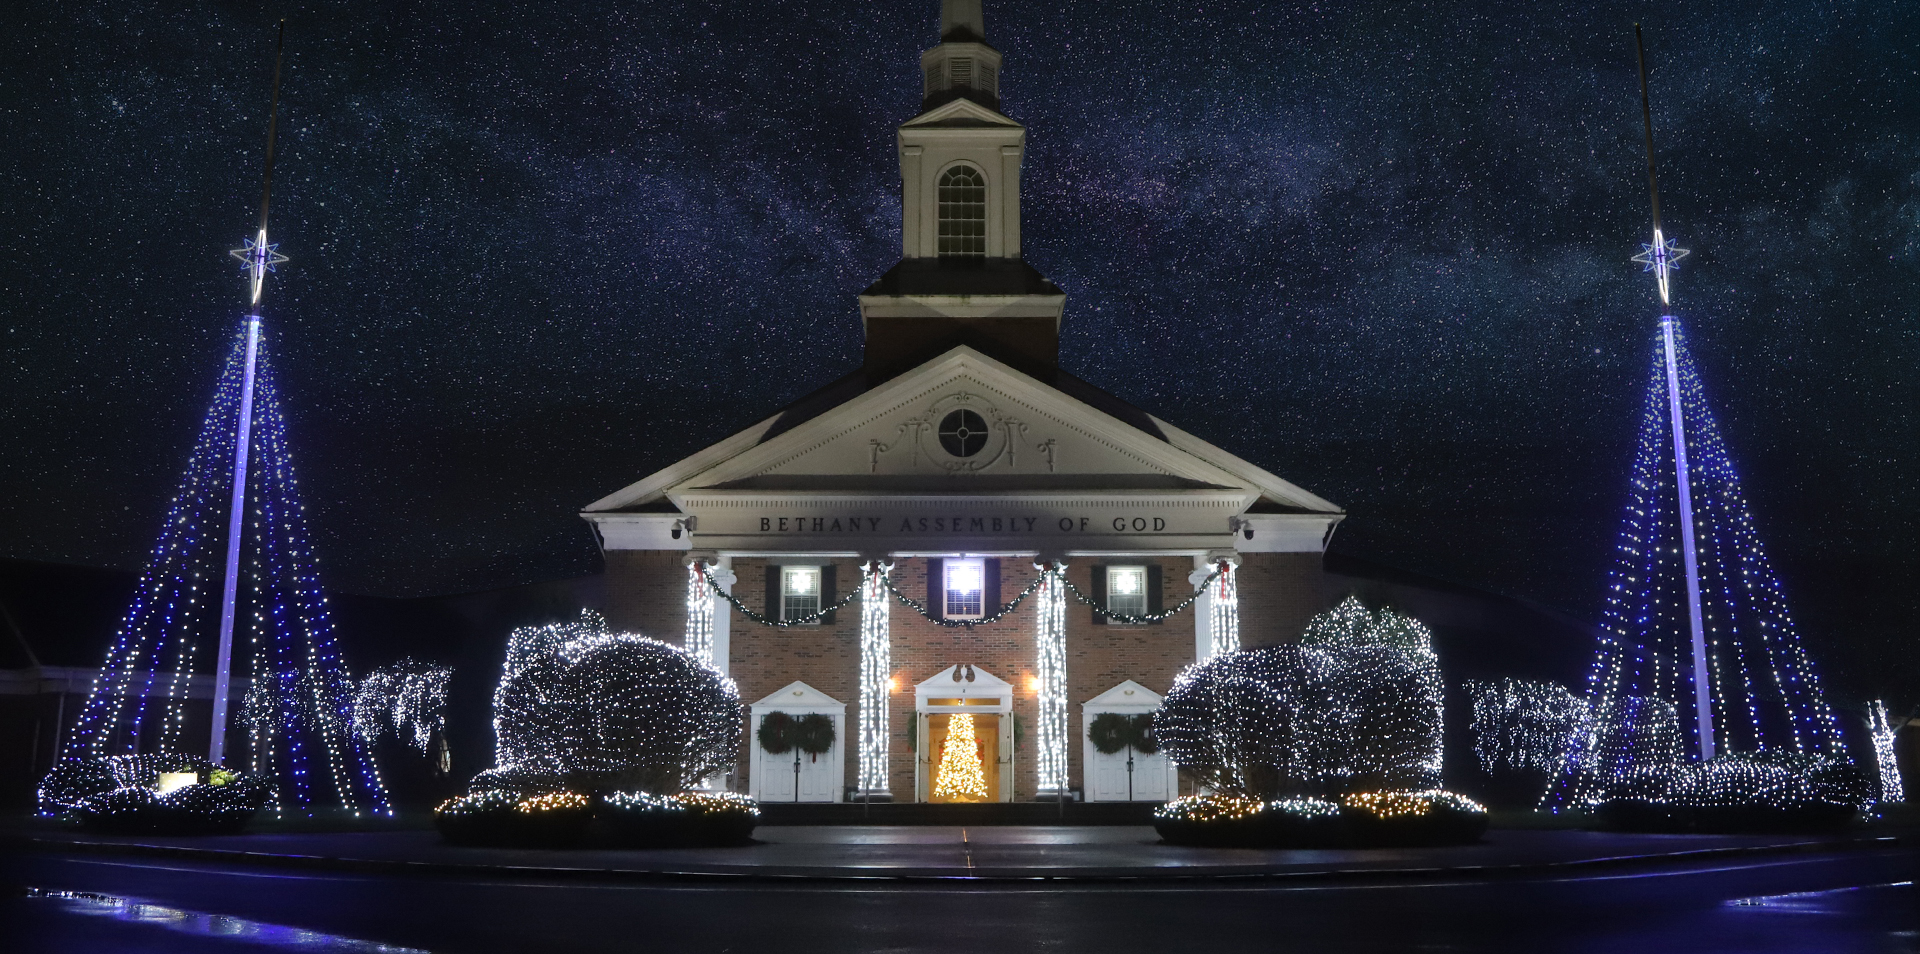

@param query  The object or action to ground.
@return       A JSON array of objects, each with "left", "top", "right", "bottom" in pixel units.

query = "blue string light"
[
  {"left": 1551, "top": 317, "right": 1848, "bottom": 807},
  {"left": 59, "top": 321, "right": 389, "bottom": 816}
]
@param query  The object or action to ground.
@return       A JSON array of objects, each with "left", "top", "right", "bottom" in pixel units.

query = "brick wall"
[
  {"left": 601, "top": 550, "right": 688, "bottom": 643},
  {"left": 1236, "top": 552, "right": 1334, "bottom": 647},
  {"left": 605, "top": 547, "right": 1335, "bottom": 799}
]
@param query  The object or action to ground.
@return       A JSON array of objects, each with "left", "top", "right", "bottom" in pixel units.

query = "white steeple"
[{"left": 858, "top": 1, "right": 1064, "bottom": 374}]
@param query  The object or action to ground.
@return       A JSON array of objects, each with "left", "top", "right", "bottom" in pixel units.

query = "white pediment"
[
  {"left": 1082, "top": 679, "right": 1164, "bottom": 710},
  {"left": 915, "top": 664, "right": 1012, "bottom": 696},
  {"left": 583, "top": 346, "right": 1342, "bottom": 553},
  {"left": 663, "top": 347, "right": 1317, "bottom": 501},
  {"left": 751, "top": 680, "right": 845, "bottom": 711},
  {"left": 901, "top": 96, "right": 1023, "bottom": 130}
]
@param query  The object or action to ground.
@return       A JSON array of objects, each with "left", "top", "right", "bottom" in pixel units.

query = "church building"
[{"left": 581, "top": 1, "right": 1345, "bottom": 804}]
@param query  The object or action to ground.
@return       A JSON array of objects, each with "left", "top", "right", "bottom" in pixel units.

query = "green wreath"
[
  {"left": 759, "top": 712, "right": 795, "bottom": 754},
  {"left": 1088, "top": 712, "right": 1159, "bottom": 754}
]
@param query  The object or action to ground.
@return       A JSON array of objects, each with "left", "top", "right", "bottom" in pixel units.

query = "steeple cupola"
[
  {"left": 858, "top": 0, "right": 1066, "bottom": 376},
  {"left": 921, "top": 0, "right": 1001, "bottom": 111}
]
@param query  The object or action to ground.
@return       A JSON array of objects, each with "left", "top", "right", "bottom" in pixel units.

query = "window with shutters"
[
  {"left": 1105, "top": 566, "right": 1148, "bottom": 619},
  {"left": 980, "top": 63, "right": 998, "bottom": 97},
  {"left": 924, "top": 64, "right": 942, "bottom": 97},
  {"left": 949, "top": 57, "right": 973, "bottom": 88},
  {"left": 937, "top": 166, "right": 987, "bottom": 258},
  {"left": 781, "top": 565, "right": 821, "bottom": 623},
  {"left": 944, "top": 559, "right": 986, "bottom": 620}
]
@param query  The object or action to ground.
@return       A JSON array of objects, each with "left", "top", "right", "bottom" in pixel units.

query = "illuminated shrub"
[
  {"left": 472, "top": 611, "right": 744, "bottom": 796},
  {"left": 1155, "top": 597, "right": 1442, "bottom": 799},
  {"left": 39, "top": 754, "right": 272, "bottom": 834},
  {"left": 435, "top": 790, "right": 593, "bottom": 847},
  {"left": 1599, "top": 751, "right": 1870, "bottom": 832}
]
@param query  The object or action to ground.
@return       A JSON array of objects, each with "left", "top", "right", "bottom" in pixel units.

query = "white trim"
[
  {"left": 748, "top": 681, "right": 847, "bottom": 803},
  {"left": 1080, "top": 680, "right": 1178, "bottom": 802},
  {"left": 913, "top": 665, "right": 1014, "bottom": 803}
]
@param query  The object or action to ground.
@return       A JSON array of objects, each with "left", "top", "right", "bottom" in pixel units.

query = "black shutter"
[
  {"left": 765, "top": 564, "right": 782, "bottom": 622},
  {"left": 821, "top": 564, "right": 838, "bottom": 625},
  {"left": 1146, "top": 563, "right": 1164, "bottom": 625},
  {"left": 1090, "top": 564, "right": 1108, "bottom": 625},
  {"left": 927, "top": 558, "right": 945, "bottom": 621},
  {"left": 984, "top": 558, "right": 1001, "bottom": 619}
]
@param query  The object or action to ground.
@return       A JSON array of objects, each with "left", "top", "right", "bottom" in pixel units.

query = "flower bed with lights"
[
  {"left": 1153, "top": 790, "right": 1486, "bottom": 847},
  {"left": 434, "top": 789, "right": 760, "bottom": 848},
  {"left": 39, "top": 755, "right": 273, "bottom": 835},
  {"left": 1596, "top": 752, "right": 1870, "bottom": 833}
]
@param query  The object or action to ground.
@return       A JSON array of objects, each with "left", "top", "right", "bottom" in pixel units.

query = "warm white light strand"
[
  {"left": 1870, "top": 700, "right": 1905, "bottom": 805},
  {"left": 684, "top": 562, "right": 715, "bottom": 667},
  {"left": 1033, "top": 563, "right": 1068, "bottom": 793},
  {"left": 1208, "top": 561, "right": 1240, "bottom": 659},
  {"left": 857, "top": 563, "right": 894, "bottom": 796}
]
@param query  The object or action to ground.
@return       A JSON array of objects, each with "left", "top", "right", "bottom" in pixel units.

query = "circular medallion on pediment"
[{"left": 938, "top": 409, "right": 989, "bottom": 458}]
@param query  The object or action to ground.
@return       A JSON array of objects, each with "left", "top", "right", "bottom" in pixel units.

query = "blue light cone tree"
[
  {"left": 1551, "top": 29, "right": 1850, "bottom": 809},
  {"left": 1591, "top": 319, "right": 1846, "bottom": 758},
  {"left": 62, "top": 322, "right": 390, "bottom": 814},
  {"left": 59, "top": 26, "right": 387, "bottom": 814}
]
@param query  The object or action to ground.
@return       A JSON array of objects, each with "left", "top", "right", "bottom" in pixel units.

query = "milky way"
[{"left": 3, "top": 1, "right": 1915, "bottom": 701}]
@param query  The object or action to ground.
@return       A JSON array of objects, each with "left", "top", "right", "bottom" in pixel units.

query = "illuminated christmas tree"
[
  {"left": 59, "top": 25, "right": 389, "bottom": 814},
  {"left": 932, "top": 713, "right": 989, "bottom": 801},
  {"left": 1553, "top": 29, "right": 1846, "bottom": 807}
]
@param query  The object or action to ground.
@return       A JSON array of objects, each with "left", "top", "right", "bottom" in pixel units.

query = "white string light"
[
  {"left": 352, "top": 659, "right": 452, "bottom": 754},
  {"left": 1870, "top": 700, "right": 1905, "bottom": 805},
  {"left": 1159, "top": 596, "right": 1442, "bottom": 797},
  {"left": 1208, "top": 561, "right": 1240, "bottom": 658},
  {"left": 477, "top": 610, "right": 741, "bottom": 795},
  {"left": 857, "top": 563, "right": 894, "bottom": 796},
  {"left": 1033, "top": 563, "right": 1068, "bottom": 794},
  {"left": 684, "top": 561, "right": 715, "bottom": 666},
  {"left": 1465, "top": 678, "right": 1587, "bottom": 777}
]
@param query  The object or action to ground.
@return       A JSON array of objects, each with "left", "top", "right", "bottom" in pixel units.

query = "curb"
[{"left": 4, "top": 832, "right": 1903, "bottom": 886}]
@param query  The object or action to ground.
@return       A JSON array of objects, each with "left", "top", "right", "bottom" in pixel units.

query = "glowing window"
[
  {"left": 945, "top": 559, "right": 986, "bottom": 619},
  {"left": 782, "top": 565, "right": 820, "bottom": 622},
  {"left": 937, "top": 166, "right": 986, "bottom": 258},
  {"left": 1106, "top": 566, "right": 1148, "bottom": 619}
]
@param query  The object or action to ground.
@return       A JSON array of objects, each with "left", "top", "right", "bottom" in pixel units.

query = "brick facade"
[{"left": 638, "top": 551, "right": 1335, "bottom": 801}]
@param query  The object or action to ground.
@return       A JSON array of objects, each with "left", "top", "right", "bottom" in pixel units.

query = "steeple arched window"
[{"left": 937, "top": 166, "right": 987, "bottom": 258}]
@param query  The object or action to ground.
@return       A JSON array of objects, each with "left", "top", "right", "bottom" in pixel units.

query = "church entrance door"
[{"left": 926, "top": 712, "right": 999, "bottom": 803}]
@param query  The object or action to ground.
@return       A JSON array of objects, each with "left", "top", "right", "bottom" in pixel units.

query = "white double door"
[
  {"left": 1087, "top": 746, "right": 1172, "bottom": 802},
  {"left": 757, "top": 745, "right": 838, "bottom": 802}
]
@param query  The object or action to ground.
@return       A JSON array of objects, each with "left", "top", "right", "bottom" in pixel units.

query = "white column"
[
  {"left": 857, "top": 562, "right": 894, "bottom": 798},
  {"left": 1034, "top": 562, "right": 1068, "bottom": 793},
  {"left": 709, "top": 560, "right": 736, "bottom": 676},
  {"left": 1189, "top": 560, "right": 1214, "bottom": 663}
]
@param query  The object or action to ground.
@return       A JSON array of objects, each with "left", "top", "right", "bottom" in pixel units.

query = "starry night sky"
[{"left": 4, "top": 2, "right": 1916, "bottom": 704}]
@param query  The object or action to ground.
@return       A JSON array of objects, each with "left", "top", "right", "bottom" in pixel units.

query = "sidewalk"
[{"left": 6, "top": 824, "right": 1898, "bottom": 882}]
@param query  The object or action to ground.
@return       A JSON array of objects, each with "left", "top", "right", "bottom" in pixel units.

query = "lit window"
[
  {"left": 1107, "top": 566, "right": 1148, "bottom": 619},
  {"left": 937, "top": 166, "right": 986, "bottom": 258},
  {"left": 945, "top": 559, "right": 985, "bottom": 619},
  {"left": 782, "top": 565, "right": 820, "bottom": 623}
]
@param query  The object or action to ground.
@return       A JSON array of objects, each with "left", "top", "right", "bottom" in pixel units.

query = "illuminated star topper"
[
  {"left": 1631, "top": 228, "right": 1689, "bottom": 306},
  {"left": 229, "top": 228, "right": 289, "bottom": 307}
]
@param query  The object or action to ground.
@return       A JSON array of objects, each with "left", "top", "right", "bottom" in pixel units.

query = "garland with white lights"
[
  {"left": 704, "top": 564, "right": 1223, "bottom": 629},
  {"left": 1057, "top": 567, "right": 1222, "bottom": 625},
  {"left": 702, "top": 570, "right": 863, "bottom": 627}
]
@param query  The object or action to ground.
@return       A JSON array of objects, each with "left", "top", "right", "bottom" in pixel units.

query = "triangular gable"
[
  {"left": 1082, "top": 679, "right": 1164, "bottom": 709},
  {"left": 915, "top": 664, "right": 1012, "bottom": 695},
  {"left": 901, "top": 96, "right": 1022, "bottom": 130},
  {"left": 751, "top": 680, "right": 845, "bottom": 710},
  {"left": 584, "top": 346, "right": 1338, "bottom": 514}
]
